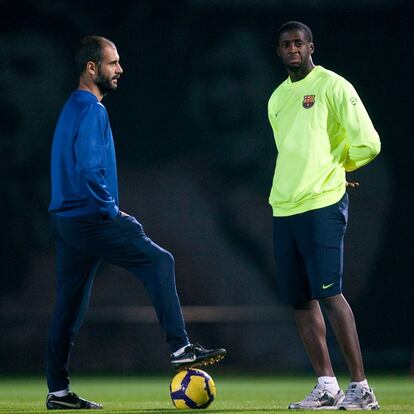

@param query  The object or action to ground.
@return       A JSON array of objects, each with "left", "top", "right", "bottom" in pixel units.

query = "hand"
[{"left": 346, "top": 181, "right": 359, "bottom": 188}]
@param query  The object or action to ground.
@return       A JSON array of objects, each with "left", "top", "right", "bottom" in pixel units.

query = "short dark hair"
[
  {"left": 75, "top": 35, "right": 114, "bottom": 75},
  {"left": 277, "top": 21, "right": 313, "bottom": 44}
]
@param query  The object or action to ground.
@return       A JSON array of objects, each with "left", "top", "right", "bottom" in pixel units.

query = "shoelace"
[
  {"left": 343, "top": 386, "right": 364, "bottom": 403},
  {"left": 304, "top": 386, "right": 325, "bottom": 401}
]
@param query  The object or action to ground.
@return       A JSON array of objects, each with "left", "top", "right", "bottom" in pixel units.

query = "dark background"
[{"left": 0, "top": 0, "right": 412, "bottom": 377}]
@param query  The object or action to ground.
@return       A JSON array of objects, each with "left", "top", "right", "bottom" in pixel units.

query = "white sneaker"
[
  {"left": 288, "top": 383, "right": 345, "bottom": 410},
  {"left": 338, "top": 383, "right": 380, "bottom": 410}
]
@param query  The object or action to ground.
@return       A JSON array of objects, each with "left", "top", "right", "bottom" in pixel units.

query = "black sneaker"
[
  {"left": 46, "top": 392, "right": 103, "bottom": 409},
  {"left": 170, "top": 343, "right": 227, "bottom": 370}
]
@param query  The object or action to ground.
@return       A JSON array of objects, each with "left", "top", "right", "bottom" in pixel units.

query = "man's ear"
[
  {"left": 86, "top": 61, "right": 97, "bottom": 75},
  {"left": 276, "top": 46, "right": 281, "bottom": 58},
  {"left": 309, "top": 42, "right": 315, "bottom": 54}
]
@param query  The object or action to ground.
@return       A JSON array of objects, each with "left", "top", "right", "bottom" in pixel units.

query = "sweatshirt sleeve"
[
  {"left": 328, "top": 77, "right": 381, "bottom": 172},
  {"left": 268, "top": 99, "right": 277, "bottom": 134},
  {"left": 75, "top": 103, "right": 119, "bottom": 219}
]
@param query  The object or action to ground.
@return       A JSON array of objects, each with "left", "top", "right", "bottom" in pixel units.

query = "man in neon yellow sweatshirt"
[{"left": 268, "top": 21, "right": 380, "bottom": 410}]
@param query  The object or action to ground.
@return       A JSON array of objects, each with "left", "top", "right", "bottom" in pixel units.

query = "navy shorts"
[{"left": 272, "top": 193, "right": 348, "bottom": 306}]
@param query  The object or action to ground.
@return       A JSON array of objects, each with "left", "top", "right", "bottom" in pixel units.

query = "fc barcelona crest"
[{"left": 303, "top": 95, "right": 315, "bottom": 109}]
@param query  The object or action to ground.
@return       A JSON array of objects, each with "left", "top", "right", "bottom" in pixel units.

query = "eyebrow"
[{"left": 279, "top": 38, "right": 306, "bottom": 46}]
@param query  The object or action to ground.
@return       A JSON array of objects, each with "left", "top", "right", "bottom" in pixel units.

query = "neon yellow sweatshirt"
[{"left": 268, "top": 66, "right": 380, "bottom": 217}]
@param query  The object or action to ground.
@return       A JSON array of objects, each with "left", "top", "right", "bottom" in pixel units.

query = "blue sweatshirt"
[{"left": 49, "top": 90, "right": 119, "bottom": 219}]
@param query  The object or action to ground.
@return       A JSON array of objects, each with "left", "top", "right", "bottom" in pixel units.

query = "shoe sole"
[
  {"left": 46, "top": 401, "right": 103, "bottom": 410},
  {"left": 46, "top": 404, "right": 103, "bottom": 410},
  {"left": 289, "top": 406, "right": 341, "bottom": 410},
  {"left": 338, "top": 403, "right": 380, "bottom": 410},
  {"left": 46, "top": 405, "right": 103, "bottom": 410},
  {"left": 172, "top": 352, "right": 226, "bottom": 370}
]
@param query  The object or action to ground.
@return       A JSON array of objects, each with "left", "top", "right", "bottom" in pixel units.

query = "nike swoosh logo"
[
  {"left": 50, "top": 401, "right": 82, "bottom": 408},
  {"left": 173, "top": 355, "right": 196, "bottom": 363},
  {"left": 322, "top": 283, "right": 335, "bottom": 289}
]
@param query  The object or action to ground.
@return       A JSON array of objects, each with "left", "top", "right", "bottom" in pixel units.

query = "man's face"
[
  {"left": 94, "top": 44, "right": 123, "bottom": 95},
  {"left": 277, "top": 29, "right": 314, "bottom": 70}
]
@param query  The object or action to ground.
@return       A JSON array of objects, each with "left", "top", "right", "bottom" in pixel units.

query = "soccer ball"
[{"left": 170, "top": 368, "right": 216, "bottom": 409}]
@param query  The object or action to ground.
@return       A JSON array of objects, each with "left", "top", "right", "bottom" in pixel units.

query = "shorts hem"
[{"left": 312, "top": 288, "right": 342, "bottom": 300}]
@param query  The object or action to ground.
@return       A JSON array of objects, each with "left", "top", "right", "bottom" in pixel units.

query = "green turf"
[{"left": 0, "top": 375, "right": 412, "bottom": 413}]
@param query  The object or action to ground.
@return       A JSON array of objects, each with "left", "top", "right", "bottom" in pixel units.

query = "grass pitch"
[{"left": 0, "top": 375, "right": 412, "bottom": 413}]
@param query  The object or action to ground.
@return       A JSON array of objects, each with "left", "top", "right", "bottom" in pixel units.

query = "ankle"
[
  {"left": 49, "top": 389, "right": 69, "bottom": 397},
  {"left": 350, "top": 379, "right": 369, "bottom": 388},
  {"left": 172, "top": 343, "right": 191, "bottom": 357},
  {"left": 317, "top": 376, "right": 340, "bottom": 394}
]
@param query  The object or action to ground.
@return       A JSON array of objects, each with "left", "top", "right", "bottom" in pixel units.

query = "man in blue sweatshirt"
[{"left": 46, "top": 36, "right": 226, "bottom": 410}]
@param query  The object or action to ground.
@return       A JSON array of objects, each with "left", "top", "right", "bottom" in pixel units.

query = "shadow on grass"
[
  {"left": 100, "top": 410, "right": 283, "bottom": 414},
  {"left": 0, "top": 410, "right": 287, "bottom": 414},
  {"left": 106, "top": 408, "right": 286, "bottom": 414}
]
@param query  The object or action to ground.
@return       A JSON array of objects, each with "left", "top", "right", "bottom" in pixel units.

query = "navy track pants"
[{"left": 46, "top": 213, "right": 189, "bottom": 392}]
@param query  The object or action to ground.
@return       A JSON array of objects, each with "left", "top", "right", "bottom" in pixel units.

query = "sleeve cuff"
[
  {"left": 101, "top": 205, "right": 119, "bottom": 220},
  {"left": 108, "top": 205, "right": 120, "bottom": 219}
]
